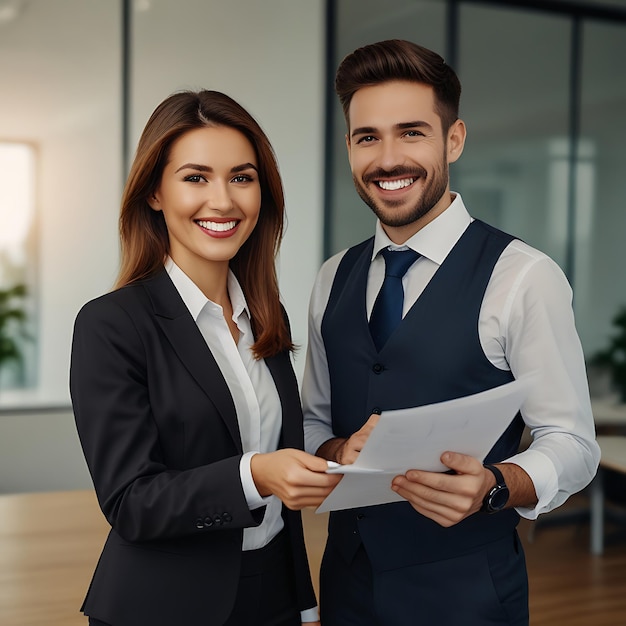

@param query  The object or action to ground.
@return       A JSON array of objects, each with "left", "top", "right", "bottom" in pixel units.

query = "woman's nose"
[{"left": 205, "top": 181, "right": 233, "bottom": 211}]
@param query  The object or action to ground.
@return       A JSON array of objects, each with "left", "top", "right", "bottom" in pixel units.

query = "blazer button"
[
  {"left": 195, "top": 518, "right": 204, "bottom": 529},
  {"left": 213, "top": 515, "right": 223, "bottom": 525},
  {"left": 222, "top": 513, "right": 233, "bottom": 523},
  {"left": 372, "top": 363, "right": 383, "bottom": 374},
  {"left": 357, "top": 513, "right": 365, "bottom": 520},
  {"left": 204, "top": 517, "right": 214, "bottom": 528}
]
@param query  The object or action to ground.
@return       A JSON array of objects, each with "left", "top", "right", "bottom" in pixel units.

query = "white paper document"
[{"left": 316, "top": 377, "right": 531, "bottom": 514}]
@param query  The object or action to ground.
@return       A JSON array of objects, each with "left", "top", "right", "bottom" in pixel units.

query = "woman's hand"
[{"left": 250, "top": 449, "right": 342, "bottom": 510}]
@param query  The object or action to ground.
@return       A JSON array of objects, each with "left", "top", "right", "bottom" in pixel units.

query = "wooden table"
[
  {"left": 590, "top": 435, "right": 626, "bottom": 555},
  {"left": 0, "top": 490, "right": 109, "bottom": 626}
]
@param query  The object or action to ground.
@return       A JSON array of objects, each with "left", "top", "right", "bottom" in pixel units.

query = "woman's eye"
[
  {"left": 232, "top": 174, "right": 253, "bottom": 183},
  {"left": 184, "top": 174, "right": 205, "bottom": 183}
]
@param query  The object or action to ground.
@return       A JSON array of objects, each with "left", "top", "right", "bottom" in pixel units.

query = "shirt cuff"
[
  {"left": 504, "top": 448, "right": 559, "bottom": 520},
  {"left": 239, "top": 451, "right": 271, "bottom": 510},
  {"left": 301, "top": 606, "right": 320, "bottom": 622}
]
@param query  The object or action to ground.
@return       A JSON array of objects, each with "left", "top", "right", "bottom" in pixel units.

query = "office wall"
[
  {"left": 0, "top": 0, "right": 326, "bottom": 493},
  {"left": 130, "top": 0, "right": 327, "bottom": 379}
]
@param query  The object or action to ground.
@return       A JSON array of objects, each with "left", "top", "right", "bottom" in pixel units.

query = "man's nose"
[{"left": 378, "top": 139, "right": 405, "bottom": 170}]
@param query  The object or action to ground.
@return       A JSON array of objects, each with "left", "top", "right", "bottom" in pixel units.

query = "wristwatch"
[{"left": 481, "top": 464, "right": 509, "bottom": 514}]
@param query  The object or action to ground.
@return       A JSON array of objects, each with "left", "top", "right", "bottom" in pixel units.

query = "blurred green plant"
[
  {"left": 0, "top": 284, "right": 29, "bottom": 376},
  {"left": 591, "top": 307, "right": 626, "bottom": 403}
]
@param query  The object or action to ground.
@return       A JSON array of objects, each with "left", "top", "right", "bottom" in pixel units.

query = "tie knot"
[{"left": 380, "top": 248, "right": 420, "bottom": 278}]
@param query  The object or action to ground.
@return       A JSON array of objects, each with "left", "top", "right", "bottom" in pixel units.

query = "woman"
[{"left": 70, "top": 90, "right": 339, "bottom": 626}]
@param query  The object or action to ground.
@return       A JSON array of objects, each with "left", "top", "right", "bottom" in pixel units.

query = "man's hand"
[
  {"left": 315, "top": 413, "right": 381, "bottom": 465},
  {"left": 390, "top": 452, "right": 494, "bottom": 527},
  {"left": 250, "top": 449, "right": 341, "bottom": 510},
  {"left": 391, "top": 453, "right": 538, "bottom": 527}
]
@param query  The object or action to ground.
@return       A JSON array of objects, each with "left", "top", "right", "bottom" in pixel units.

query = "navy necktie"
[{"left": 369, "top": 247, "right": 420, "bottom": 351}]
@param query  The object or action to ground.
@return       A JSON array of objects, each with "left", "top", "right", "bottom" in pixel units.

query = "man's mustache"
[{"left": 362, "top": 165, "right": 427, "bottom": 184}]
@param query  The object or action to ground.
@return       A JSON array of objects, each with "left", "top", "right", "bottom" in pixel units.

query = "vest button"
[
  {"left": 371, "top": 407, "right": 382, "bottom": 415},
  {"left": 357, "top": 513, "right": 365, "bottom": 520},
  {"left": 372, "top": 363, "right": 383, "bottom": 374}
]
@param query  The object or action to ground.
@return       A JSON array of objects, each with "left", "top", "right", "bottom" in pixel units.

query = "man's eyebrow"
[
  {"left": 351, "top": 126, "right": 377, "bottom": 139},
  {"left": 396, "top": 120, "right": 433, "bottom": 131},
  {"left": 351, "top": 121, "right": 433, "bottom": 139}
]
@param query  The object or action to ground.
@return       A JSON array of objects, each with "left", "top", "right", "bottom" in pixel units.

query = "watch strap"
[
  {"left": 481, "top": 464, "right": 509, "bottom": 513},
  {"left": 483, "top": 464, "right": 505, "bottom": 487}
]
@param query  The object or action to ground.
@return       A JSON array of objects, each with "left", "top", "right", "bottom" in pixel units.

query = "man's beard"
[{"left": 353, "top": 158, "right": 449, "bottom": 228}]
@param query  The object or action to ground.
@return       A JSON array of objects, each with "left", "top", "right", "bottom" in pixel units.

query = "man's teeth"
[
  {"left": 377, "top": 178, "right": 414, "bottom": 191},
  {"left": 197, "top": 220, "right": 237, "bottom": 232}
]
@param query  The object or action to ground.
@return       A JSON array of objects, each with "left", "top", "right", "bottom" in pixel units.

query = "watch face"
[{"left": 489, "top": 485, "right": 510, "bottom": 512}]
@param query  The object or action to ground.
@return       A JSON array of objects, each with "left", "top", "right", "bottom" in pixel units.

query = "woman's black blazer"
[{"left": 70, "top": 268, "right": 316, "bottom": 626}]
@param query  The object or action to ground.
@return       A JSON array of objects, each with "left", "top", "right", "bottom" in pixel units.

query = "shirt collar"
[
  {"left": 164, "top": 257, "right": 250, "bottom": 323},
  {"left": 372, "top": 192, "right": 472, "bottom": 265}
]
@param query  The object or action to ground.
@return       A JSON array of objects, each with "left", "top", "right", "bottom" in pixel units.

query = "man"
[{"left": 302, "top": 39, "right": 600, "bottom": 626}]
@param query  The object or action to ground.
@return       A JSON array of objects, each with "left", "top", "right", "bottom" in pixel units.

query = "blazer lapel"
[
  {"left": 265, "top": 351, "right": 304, "bottom": 450},
  {"left": 143, "top": 269, "right": 243, "bottom": 452}
]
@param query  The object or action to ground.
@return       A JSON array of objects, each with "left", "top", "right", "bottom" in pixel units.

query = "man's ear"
[
  {"left": 447, "top": 118, "right": 467, "bottom": 164},
  {"left": 345, "top": 133, "right": 352, "bottom": 167}
]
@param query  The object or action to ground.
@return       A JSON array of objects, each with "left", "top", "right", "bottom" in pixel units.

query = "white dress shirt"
[
  {"left": 166, "top": 258, "right": 283, "bottom": 548},
  {"left": 302, "top": 193, "right": 600, "bottom": 520}
]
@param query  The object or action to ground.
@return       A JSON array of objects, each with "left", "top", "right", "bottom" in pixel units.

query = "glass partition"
[
  {"left": 576, "top": 19, "right": 626, "bottom": 356},
  {"left": 0, "top": 0, "right": 122, "bottom": 407},
  {"left": 454, "top": 4, "right": 571, "bottom": 267}
]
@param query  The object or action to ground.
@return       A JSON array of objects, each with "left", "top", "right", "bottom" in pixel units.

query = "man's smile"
[{"left": 376, "top": 178, "right": 415, "bottom": 191}]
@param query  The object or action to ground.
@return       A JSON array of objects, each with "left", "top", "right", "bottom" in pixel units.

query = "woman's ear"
[{"left": 147, "top": 192, "right": 161, "bottom": 211}]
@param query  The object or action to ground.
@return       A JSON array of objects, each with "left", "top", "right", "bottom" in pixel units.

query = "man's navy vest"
[{"left": 321, "top": 219, "right": 525, "bottom": 572}]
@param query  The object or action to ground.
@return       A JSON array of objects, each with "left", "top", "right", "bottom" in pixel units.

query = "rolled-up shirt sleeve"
[{"left": 491, "top": 248, "right": 600, "bottom": 519}]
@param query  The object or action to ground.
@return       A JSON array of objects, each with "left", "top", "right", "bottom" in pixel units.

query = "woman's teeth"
[
  {"left": 377, "top": 178, "right": 414, "bottom": 191},
  {"left": 196, "top": 220, "right": 237, "bottom": 232}
]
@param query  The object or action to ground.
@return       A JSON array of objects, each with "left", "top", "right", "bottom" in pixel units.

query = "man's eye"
[{"left": 357, "top": 135, "right": 376, "bottom": 144}]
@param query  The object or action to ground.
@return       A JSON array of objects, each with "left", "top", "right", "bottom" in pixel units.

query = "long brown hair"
[
  {"left": 115, "top": 89, "right": 292, "bottom": 358},
  {"left": 335, "top": 39, "right": 462, "bottom": 133}
]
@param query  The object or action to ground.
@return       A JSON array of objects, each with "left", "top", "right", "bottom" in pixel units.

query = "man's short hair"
[{"left": 335, "top": 39, "right": 461, "bottom": 132}]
